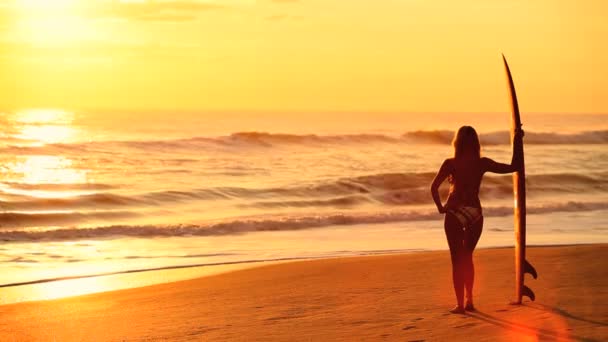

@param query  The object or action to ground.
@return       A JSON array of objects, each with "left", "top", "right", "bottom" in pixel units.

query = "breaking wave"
[
  {"left": 1, "top": 172, "right": 606, "bottom": 214},
  {"left": 1, "top": 200, "right": 607, "bottom": 242}
]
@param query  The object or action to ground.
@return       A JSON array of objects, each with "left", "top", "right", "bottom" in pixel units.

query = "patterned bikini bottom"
[{"left": 448, "top": 206, "right": 483, "bottom": 228}]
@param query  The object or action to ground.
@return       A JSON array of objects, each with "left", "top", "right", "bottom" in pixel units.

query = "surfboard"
[{"left": 502, "top": 55, "right": 538, "bottom": 304}]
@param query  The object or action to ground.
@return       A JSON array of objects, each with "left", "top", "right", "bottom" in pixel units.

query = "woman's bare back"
[
  {"left": 433, "top": 157, "right": 518, "bottom": 211},
  {"left": 445, "top": 157, "right": 485, "bottom": 209}
]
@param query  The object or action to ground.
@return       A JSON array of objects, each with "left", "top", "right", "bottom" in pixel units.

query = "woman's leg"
[
  {"left": 444, "top": 213, "right": 465, "bottom": 309},
  {"left": 463, "top": 217, "right": 483, "bottom": 305}
]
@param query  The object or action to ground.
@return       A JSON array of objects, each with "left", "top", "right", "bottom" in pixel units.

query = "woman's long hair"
[{"left": 452, "top": 126, "right": 481, "bottom": 160}]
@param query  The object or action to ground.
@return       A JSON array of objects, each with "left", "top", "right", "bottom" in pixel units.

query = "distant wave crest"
[
  {"left": 402, "top": 130, "right": 608, "bottom": 145},
  {"left": 2, "top": 130, "right": 607, "bottom": 154}
]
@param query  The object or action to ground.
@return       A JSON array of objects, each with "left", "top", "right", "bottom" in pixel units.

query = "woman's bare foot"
[
  {"left": 450, "top": 305, "right": 465, "bottom": 314},
  {"left": 465, "top": 301, "right": 475, "bottom": 312}
]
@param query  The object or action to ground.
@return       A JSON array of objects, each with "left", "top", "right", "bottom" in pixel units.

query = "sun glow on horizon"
[
  {"left": 1, "top": 0, "right": 607, "bottom": 113},
  {"left": 16, "top": 0, "right": 77, "bottom": 10},
  {"left": 12, "top": 1, "right": 95, "bottom": 46}
]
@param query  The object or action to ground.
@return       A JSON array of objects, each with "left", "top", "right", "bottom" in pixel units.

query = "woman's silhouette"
[{"left": 431, "top": 126, "right": 523, "bottom": 314}]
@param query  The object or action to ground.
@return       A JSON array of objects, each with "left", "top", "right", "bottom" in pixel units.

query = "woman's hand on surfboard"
[
  {"left": 437, "top": 205, "right": 447, "bottom": 214},
  {"left": 515, "top": 128, "right": 525, "bottom": 139}
]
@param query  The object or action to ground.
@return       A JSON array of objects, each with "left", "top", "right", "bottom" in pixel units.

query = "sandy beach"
[
  {"left": 1, "top": 244, "right": 605, "bottom": 341},
  {"left": 2, "top": 1, "right": 607, "bottom": 341}
]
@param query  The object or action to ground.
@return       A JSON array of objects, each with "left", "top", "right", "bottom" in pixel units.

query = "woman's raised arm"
[{"left": 483, "top": 129, "right": 524, "bottom": 174}]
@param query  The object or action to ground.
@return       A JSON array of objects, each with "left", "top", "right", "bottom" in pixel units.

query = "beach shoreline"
[
  {"left": 1, "top": 242, "right": 600, "bottom": 306},
  {"left": 1, "top": 243, "right": 606, "bottom": 341}
]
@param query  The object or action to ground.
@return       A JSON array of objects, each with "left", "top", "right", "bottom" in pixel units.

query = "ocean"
[{"left": 1, "top": 110, "right": 607, "bottom": 303}]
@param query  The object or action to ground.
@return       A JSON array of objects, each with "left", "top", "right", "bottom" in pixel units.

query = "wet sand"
[{"left": 1, "top": 244, "right": 606, "bottom": 341}]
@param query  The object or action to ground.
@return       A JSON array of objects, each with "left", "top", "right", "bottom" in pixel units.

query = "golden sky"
[{"left": 0, "top": 0, "right": 606, "bottom": 113}]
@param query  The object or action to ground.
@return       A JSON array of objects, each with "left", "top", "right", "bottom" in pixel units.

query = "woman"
[{"left": 430, "top": 126, "right": 523, "bottom": 314}]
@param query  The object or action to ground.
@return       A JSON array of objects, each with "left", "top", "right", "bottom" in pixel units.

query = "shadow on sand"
[
  {"left": 525, "top": 302, "right": 608, "bottom": 327},
  {"left": 467, "top": 308, "right": 603, "bottom": 342}
]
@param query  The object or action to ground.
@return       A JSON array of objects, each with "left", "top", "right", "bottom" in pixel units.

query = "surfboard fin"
[
  {"left": 524, "top": 259, "right": 538, "bottom": 279},
  {"left": 522, "top": 285, "right": 536, "bottom": 302}
]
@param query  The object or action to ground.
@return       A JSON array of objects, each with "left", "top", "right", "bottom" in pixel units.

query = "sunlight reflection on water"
[
  {"left": 12, "top": 109, "right": 77, "bottom": 145},
  {"left": 3, "top": 109, "right": 90, "bottom": 198}
]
